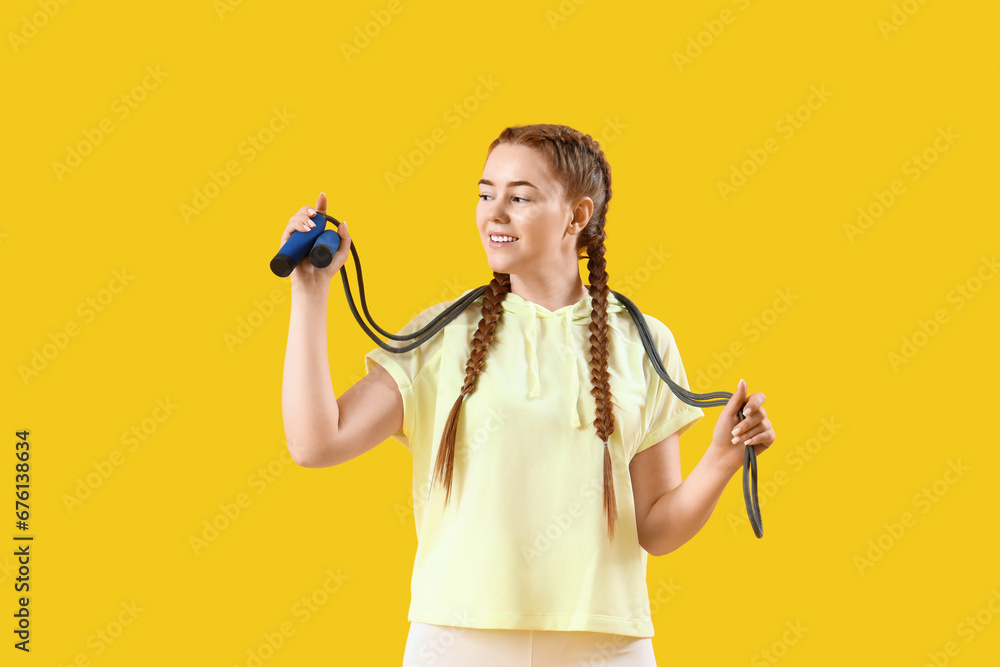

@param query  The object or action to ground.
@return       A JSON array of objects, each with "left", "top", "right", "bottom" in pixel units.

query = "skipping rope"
[{"left": 271, "top": 213, "right": 763, "bottom": 539}]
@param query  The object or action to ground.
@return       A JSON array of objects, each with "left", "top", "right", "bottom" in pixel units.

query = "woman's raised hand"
[
  {"left": 279, "top": 192, "right": 352, "bottom": 290},
  {"left": 707, "top": 378, "right": 776, "bottom": 475}
]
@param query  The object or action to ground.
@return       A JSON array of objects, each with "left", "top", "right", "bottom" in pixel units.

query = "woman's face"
[{"left": 476, "top": 143, "right": 591, "bottom": 279}]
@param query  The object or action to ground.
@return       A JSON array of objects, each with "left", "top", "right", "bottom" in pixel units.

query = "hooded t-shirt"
[{"left": 363, "top": 286, "right": 704, "bottom": 638}]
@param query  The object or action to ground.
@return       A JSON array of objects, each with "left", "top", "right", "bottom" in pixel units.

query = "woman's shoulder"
[
  {"left": 607, "top": 293, "right": 677, "bottom": 348},
  {"left": 397, "top": 287, "right": 485, "bottom": 337}
]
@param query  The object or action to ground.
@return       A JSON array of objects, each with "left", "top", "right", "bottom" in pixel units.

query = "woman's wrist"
[
  {"left": 704, "top": 444, "right": 742, "bottom": 480},
  {"left": 290, "top": 277, "right": 331, "bottom": 300}
]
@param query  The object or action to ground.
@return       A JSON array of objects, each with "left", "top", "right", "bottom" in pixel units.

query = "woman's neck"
[{"left": 507, "top": 274, "right": 589, "bottom": 313}]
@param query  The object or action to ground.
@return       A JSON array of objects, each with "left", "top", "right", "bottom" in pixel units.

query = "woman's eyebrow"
[{"left": 478, "top": 178, "right": 540, "bottom": 190}]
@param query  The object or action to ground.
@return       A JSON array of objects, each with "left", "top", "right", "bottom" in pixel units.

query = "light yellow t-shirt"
[{"left": 363, "top": 286, "right": 704, "bottom": 638}]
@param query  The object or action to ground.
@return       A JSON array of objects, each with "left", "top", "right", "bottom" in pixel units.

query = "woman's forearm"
[
  {"left": 643, "top": 449, "right": 739, "bottom": 556},
  {"left": 282, "top": 282, "right": 340, "bottom": 466}
]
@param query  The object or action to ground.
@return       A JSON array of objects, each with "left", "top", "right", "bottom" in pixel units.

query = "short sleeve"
[
  {"left": 363, "top": 299, "right": 453, "bottom": 451},
  {"left": 631, "top": 315, "right": 705, "bottom": 459}
]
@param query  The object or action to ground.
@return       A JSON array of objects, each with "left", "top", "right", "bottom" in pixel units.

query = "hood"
[{"left": 498, "top": 289, "right": 626, "bottom": 428}]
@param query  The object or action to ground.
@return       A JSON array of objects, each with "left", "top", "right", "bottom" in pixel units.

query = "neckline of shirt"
[
  {"left": 500, "top": 287, "right": 625, "bottom": 323},
  {"left": 454, "top": 285, "right": 630, "bottom": 426}
]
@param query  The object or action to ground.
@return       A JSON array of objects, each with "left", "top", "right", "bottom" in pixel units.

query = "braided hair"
[{"left": 431, "top": 124, "right": 621, "bottom": 540}]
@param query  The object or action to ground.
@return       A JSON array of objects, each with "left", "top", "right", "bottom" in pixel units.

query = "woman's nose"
[{"left": 486, "top": 200, "right": 509, "bottom": 222}]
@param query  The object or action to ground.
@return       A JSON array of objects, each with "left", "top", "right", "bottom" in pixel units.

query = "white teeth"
[{"left": 490, "top": 235, "right": 518, "bottom": 243}]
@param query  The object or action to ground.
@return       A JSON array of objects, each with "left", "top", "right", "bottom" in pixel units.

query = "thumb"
[
  {"left": 316, "top": 192, "right": 327, "bottom": 215},
  {"left": 724, "top": 378, "right": 748, "bottom": 421}
]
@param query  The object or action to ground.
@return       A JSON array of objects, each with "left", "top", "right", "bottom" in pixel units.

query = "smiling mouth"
[{"left": 489, "top": 234, "right": 519, "bottom": 245}]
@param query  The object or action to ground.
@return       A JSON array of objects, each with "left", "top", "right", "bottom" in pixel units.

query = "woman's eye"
[{"left": 477, "top": 194, "right": 528, "bottom": 202}]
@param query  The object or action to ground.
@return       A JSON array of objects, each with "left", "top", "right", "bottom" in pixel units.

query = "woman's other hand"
[{"left": 707, "top": 379, "right": 775, "bottom": 476}]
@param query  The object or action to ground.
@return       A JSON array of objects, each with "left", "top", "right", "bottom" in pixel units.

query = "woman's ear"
[{"left": 567, "top": 196, "right": 595, "bottom": 234}]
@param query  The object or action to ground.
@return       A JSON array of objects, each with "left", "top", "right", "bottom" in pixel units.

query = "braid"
[
  {"left": 576, "top": 134, "right": 619, "bottom": 541},
  {"left": 432, "top": 271, "right": 511, "bottom": 507}
]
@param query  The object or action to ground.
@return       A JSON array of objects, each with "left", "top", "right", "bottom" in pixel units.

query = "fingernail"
[
  {"left": 308, "top": 208, "right": 315, "bottom": 215},
  {"left": 320, "top": 192, "right": 325, "bottom": 197}
]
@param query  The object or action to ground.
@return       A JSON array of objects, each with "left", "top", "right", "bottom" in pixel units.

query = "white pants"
[{"left": 402, "top": 621, "right": 657, "bottom": 666}]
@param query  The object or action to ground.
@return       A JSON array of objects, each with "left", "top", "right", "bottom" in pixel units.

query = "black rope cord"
[{"left": 318, "top": 214, "right": 762, "bottom": 539}]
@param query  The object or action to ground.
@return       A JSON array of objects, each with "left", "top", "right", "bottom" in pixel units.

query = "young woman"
[{"left": 280, "top": 124, "right": 777, "bottom": 666}]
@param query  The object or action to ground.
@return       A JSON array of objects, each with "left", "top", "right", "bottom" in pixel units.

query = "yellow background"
[{"left": 3, "top": 0, "right": 999, "bottom": 664}]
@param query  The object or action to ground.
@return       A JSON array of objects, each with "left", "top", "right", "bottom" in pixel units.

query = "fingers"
[
  {"left": 742, "top": 390, "right": 766, "bottom": 417},
  {"left": 732, "top": 418, "right": 772, "bottom": 446},
  {"left": 295, "top": 204, "right": 320, "bottom": 221},
  {"left": 727, "top": 379, "right": 748, "bottom": 421},
  {"left": 731, "top": 420, "right": 758, "bottom": 444},
  {"left": 340, "top": 223, "right": 351, "bottom": 254},
  {"left": 290, "top": 213, "right": 317, "bottom": 232},
  {"left": 746, "top": 423, "right": 775, "bottom": 450},
  {"left": 279, "top": 212, "right": 318, "bottom": 252},
  {"left": 277, "top": 196, "right": 335, "bottom": 264},
  {"left": 732, "top": 403, "right": 766, "bottom": 438},
  {"left": 728, "top": 386, "right": 773, "bottom": 450}
]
